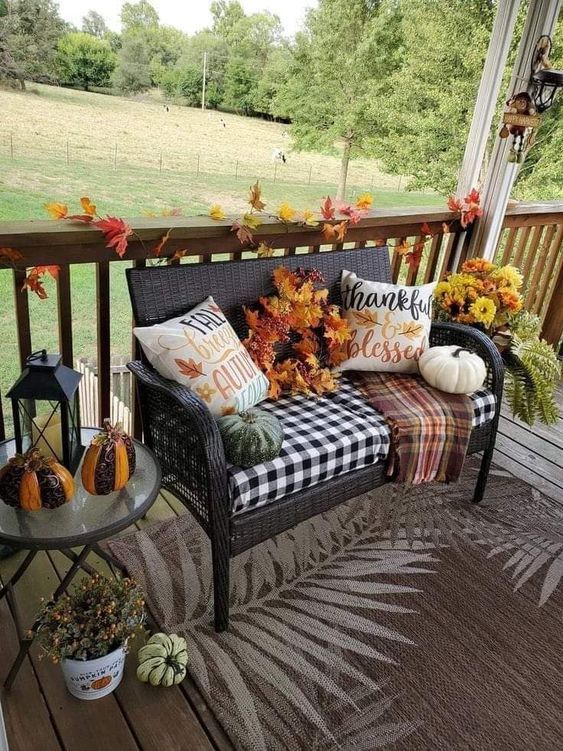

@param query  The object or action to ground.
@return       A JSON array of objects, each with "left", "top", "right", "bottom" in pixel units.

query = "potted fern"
[
  {"left": 35, "top": 573, "right": 145, "bottom": 700},
  {"left": 434, "top": 258, "right": 561, "bottom": 425}
]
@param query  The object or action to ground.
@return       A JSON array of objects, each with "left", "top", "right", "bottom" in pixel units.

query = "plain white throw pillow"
[
  {"left": 339, "top": 270, "right": 436, "bottom": 374},
  {"left": 134, "top": 296, "right": 269, "bottom": 417}
]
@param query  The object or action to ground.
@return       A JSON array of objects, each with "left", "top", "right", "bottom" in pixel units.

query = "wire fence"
[{"left": 0, "top": 129, "right": 426, "bottom": 193}]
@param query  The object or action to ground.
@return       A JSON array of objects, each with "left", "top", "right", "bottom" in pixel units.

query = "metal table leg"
[{"left": 3, "top": 546, "right": 92, "bottom": 690}]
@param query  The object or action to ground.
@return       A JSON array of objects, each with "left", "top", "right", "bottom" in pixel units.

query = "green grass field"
[{"left": 0, "top": 84, "right": 444, "bottom": 422}]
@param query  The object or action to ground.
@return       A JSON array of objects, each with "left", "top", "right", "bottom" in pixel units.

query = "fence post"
[
  {"left": 10, "top": 132, "right": 14, "bottom": 159},
  {"left": 308, "top": 165, "right": 312, "bottom": 185},
  {"left": 66, "top": 140, "right": 70, "bottom": 165},
  {"left": 113, "top": 143, "right": 118, "bottom": 170}
]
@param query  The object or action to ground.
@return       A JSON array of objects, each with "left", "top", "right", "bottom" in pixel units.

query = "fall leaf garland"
[
  {"left": 243, "top": 267, "right": 352, "bottom": 400},
  {"left": 3, "top": 185, "right": 482, "bottom": 299}
]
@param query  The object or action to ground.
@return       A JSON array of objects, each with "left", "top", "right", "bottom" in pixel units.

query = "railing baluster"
[
  {"left": 513, "top": 225, "right": 531, "bottom": 268},
  {"left": 535, "top": 224, "right": 563, "bottom": 317},
  {"left": 423, "top": 233, "right": 443, "bottom": 284},
  {"left": 391, "top": 238, "right": 404, "bottom": 283},
  {"left": 527, "top": 224, "right": 555, "bottom": 312},
  {"left": 56, "top": 265, "right": 73, "bottom": 367},
  {"left": 500, "top": 227, "right": 518, "bottom": 264},
  {"left": 521, "top": 225, "right": 544, "bottom": 295},
  {"left": 13, "top": 269, "right": 32, "bottom": 369},
  {"left": 541, "top": 258, "right": 563, "bottom": 346},
  {"left": 96, "top": 262, "right": 111, "bottom": 425},
  {"left": 131, "top": 260, "right": 145, "bottom": 439},
  {"left": 438, "top": 233, "right": 458, "bottom": 280},
  {"left": 405, "top": 235, "right": 424, "bottom": 285}
]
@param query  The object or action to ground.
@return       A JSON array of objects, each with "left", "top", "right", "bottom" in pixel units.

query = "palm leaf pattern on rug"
[
  {"left": 114, "top": 497, "right": 434, "bottom": 750},
  {"left": 375, "top": 460, "right": 563, "bottom": 607}
]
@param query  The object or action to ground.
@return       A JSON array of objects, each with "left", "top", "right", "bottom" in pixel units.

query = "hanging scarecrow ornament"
[
  {"left": 499, "top": 91, "right": 540, "bottom": 163},
  {"left": 499, "top": 35, "right": 563, "bottom": 163}
]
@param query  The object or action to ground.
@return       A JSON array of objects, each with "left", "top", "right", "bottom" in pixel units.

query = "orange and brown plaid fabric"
[{"left": 354, "top": 372, "right": 474, "bottom": 484}]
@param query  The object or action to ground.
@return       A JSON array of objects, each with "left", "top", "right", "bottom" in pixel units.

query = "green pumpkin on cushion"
[{"left": 218, "top": 409, "right": 284, "bottom": 467}]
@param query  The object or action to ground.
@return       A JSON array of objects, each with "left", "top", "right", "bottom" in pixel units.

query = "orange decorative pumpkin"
[
  {"left": 0, "top": 449, "right": 74, "bottom": 511},
  {"left": 81, "top": 420, "right": 136, "bottom": 496}
]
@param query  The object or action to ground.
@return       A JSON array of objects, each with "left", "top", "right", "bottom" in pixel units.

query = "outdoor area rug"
[{"left": 108, "top": 458, "right": 563, "bottom": 751}]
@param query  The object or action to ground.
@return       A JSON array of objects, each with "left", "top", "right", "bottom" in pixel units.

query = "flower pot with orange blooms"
[{"left": 35, "top": 574, "right": 145, "bottom": 700}]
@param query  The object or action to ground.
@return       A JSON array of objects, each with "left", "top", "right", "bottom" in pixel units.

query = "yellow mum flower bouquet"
[
  {"left": 434, "top": 258, "right": 523, "bottom": 332},
  {"left": 435, "top": 257, "right": 560, "bottom": 426}
]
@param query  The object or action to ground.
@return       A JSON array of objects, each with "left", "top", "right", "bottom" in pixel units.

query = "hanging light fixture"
[{"left": 530, "top": 35, "right": 563, "bottom": 113}]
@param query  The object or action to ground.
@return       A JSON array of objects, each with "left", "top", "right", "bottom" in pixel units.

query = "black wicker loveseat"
[{"left": 126, "top": 246, "right": 504, "bottom": 631}]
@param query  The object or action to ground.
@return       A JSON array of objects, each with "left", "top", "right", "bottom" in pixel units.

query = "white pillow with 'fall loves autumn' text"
[{"left": 339, "top": 270, "right": 436, "bottom": 374}]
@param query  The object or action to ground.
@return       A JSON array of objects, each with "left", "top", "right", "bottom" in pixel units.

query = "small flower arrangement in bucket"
[{"left": 35, "top": 573, "right": 145, "bottom": 700}]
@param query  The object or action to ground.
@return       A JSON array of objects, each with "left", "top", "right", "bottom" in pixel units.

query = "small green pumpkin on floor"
[
  {"left": 218, "top": 409, "right": 284, "bottom": 468},
  {"left": 137, "top": 633, "right": 188, "bottom": 687}
]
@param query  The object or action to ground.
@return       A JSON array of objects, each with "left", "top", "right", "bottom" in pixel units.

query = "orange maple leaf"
[
  {"left": 93, "top": 216, "right": 133, "bottom": 258},
  {"left": 231, "top": 221, "right": 253, "bottom": 246},
  {"left": 175, "top": 358, "right": 204, "bottom": 379},
  {"left": 45, "top": 202, "right": 68, "bottom": 219},
  {"left": 152, "top": 230, "right": 171, "bottom": 257},
  {"left": 21, "top": 269, "right": 48, "bottom": 299},
  {"left": 256, "top": 242, "right": 274, "bottom": 258},
  {"left": 322, "top": 221, "right": 348, "bottom": 242},
  {"left": 248, "top": 181, "right": 265, "bottom": 211},
  {"left": 421, "top": 222, "right": 432, "bottom": 236},
  {"left": 80, "top": 196, "right": 97, "bottom": 217},
  {"left": 244, "top": 307, "right": 262, "bottom": 331},
  {"left": 320, "top": 196, "right": 335, "bottom": 221},
  {"left": 0, "top": 247, "right": 24, "bottom": 266},
  {"left": 33, "top": 265, "right": 60, "bottom": 279}
]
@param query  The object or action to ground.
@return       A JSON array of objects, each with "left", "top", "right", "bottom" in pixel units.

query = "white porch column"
[
  {"left": 456, "top": 0, "right": 523, "bottom": 197},
  {"left": 470, "top": 0, "right": 563, "bottom": 259}
]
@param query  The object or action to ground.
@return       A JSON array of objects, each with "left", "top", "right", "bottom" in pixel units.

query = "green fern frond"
[{"left": 503, "top": 334, "right": 561, "bottom": 425}]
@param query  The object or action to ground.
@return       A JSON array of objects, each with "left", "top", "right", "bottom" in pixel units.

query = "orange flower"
[{"left": 462, "top": 258, "right": 495, "bottom": 274}]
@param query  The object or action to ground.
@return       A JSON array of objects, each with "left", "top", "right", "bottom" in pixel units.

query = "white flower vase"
[{"left": 61, "top": 644, "right": 126, "bottom": 700}]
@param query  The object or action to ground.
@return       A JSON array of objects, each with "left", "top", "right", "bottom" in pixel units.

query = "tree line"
[{"left": 0, "top": 0, "right": 561, "bottom": 200}]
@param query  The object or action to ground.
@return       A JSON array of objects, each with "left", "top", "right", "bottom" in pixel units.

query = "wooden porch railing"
[{"left": 0, "top": 201, "right": 561, "bottom": 442}]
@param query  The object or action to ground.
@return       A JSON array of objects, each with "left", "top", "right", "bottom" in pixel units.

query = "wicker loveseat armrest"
[
  {"left": 429, "top": 322, "right": 504, "bottom": 401},
  {"left": 127, "top": 361, "right": 229, "bottom": 532}
]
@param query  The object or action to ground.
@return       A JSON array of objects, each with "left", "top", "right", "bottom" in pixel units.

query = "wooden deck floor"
[{"left": 1, "top": 390, "right": 561, "bottom": 751}]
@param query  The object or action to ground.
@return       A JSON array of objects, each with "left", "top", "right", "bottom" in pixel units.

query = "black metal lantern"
[
  {"left": 531, "top": 36, "right": 563, "bottom": 113},
  {"left": 6, "top": 350, "right": 84, "bottom": 473}
]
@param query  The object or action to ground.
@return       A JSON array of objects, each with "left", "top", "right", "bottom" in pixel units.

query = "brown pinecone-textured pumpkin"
[
  {"left": 0, "top": 449, "right": 74, "bottom": 511},
  {"left": 81, "top": 420, "right": 136, "bottom": 496}
]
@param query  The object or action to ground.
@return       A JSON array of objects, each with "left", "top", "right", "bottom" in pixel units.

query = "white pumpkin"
[
  {"left": 418, "top": 345, "right": 486, "bottom": 394},
  {"left": 137, "top": 633, "right": 188, "bottom": 687}
]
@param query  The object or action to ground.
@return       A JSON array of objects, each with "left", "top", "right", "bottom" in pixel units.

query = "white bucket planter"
[{"left": 61, "top": 645, "right": 127, "bottom": 700}]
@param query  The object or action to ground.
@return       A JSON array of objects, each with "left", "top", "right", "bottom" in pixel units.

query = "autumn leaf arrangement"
[
  {"left": 243, "top": 266, "right": 351, "bottom": 399},
  {"left": 0, "top": 198, "right": 179, "bottom": 299},
  {"left": 0, "top": 184, "right": 482, "bottom": 298},
  {"left": 208, "top": 181, "right": 374, "bottom": 258},
  {"left": 393, "top": 188, "right": 484, "bottom": 271}
]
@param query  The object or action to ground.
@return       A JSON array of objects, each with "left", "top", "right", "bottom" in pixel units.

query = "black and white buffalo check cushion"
[{"left": 228, "top": 377, "right": 496, "bottom": 515}]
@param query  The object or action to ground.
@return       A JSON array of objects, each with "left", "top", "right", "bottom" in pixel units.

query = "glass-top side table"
[{"left": 0, "top": 428, "right": 161, "bottom": 689}]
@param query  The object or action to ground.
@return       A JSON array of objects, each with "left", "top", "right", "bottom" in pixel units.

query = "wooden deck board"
[
  {"left": 494, "top": 388, "right": 563, "bottom": 504},
  {"left": 1, "top": 393, "right": 561, "bottom": 749}
]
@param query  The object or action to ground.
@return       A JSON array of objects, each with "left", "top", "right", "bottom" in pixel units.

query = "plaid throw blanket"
[{"left": 354, "top": 372, "right": 474, "bottom": 484}]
